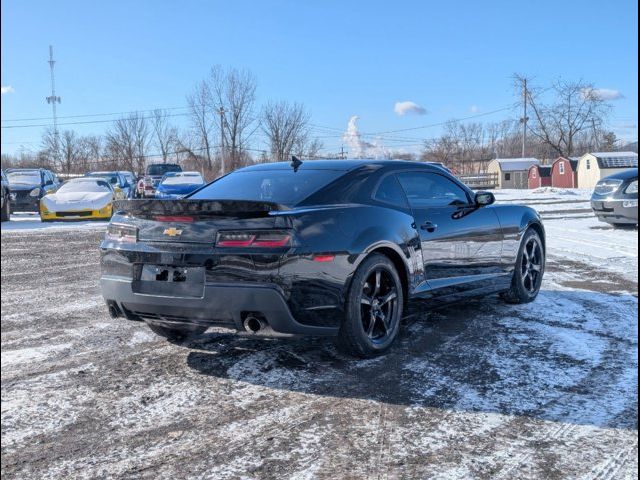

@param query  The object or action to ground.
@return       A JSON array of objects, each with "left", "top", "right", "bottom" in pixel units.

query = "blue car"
[{"left": 154, "top": 172, "right": 206, "bottom": 199}]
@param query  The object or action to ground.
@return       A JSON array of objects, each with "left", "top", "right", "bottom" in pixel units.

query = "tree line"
[{"left": 1, "top": 70, "right": 635, "bottom": 178}]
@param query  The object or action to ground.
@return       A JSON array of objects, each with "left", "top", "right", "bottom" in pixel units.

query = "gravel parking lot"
[{"left": 1, "top": 192, "right": 638, "bottom": 479}]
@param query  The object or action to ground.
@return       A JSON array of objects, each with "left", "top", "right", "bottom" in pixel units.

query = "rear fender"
[{"left": 494, "top": 205, "right": 545, "bottom": 266}]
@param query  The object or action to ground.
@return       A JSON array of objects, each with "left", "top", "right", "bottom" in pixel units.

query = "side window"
[
  {"left": 374, "top": 174, "right": 408, "bottom": 208},
  {"left": 397, "top": 171, "right": 469, "bottom": 208},
  {"left": 586, "top": 159, "right": 591, "bottom": 170},
  {"left": 505, "top": 173, "right": 511, "bottom": 181}
]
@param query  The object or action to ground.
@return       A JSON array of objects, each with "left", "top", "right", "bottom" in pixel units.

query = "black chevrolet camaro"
[{"left": 100, "top": 159, "right": 545, "bottom": 357}]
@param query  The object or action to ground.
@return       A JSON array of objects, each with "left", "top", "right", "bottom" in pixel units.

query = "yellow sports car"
[{"left": 39, "top": 177, "right": 115, "bottom": 221}]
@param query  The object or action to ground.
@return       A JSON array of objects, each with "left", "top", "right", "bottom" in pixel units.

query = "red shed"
[
  {"left": 528, "top": 165, "right": 552, "bottom": 189},
  {"left": 551, "top": 157, "right": 579, "bottom": 188}
]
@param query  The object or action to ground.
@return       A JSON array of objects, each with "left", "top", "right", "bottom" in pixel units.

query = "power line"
[
  {"left": 1, "top": 106, "right": 189, "bottom": 123},
  {"left": 0, "top": 111, "right": 190, "bottom": 129}
]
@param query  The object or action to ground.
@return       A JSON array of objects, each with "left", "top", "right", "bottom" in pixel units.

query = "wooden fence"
[{"left": 457, "top": 172, "right": 499, "bottom": 190}]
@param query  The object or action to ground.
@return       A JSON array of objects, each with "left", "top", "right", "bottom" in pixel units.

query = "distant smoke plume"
[{"left": 342, "top": 116, "right": 388, "bottom": 159}]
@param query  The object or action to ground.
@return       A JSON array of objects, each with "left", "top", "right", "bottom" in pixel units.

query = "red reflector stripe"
[
  {"left": 313, "top": 254, "right": 335, "bottom": 262},
  {"left": 154, "top": 215, "right": 194, "bottom": 222}
]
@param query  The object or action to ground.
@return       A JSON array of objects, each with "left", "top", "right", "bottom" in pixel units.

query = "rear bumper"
[{"left": 100, "top": 276, "right": 339, "bottom": 336}]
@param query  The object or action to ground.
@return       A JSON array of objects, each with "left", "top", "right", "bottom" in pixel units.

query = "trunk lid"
[{"left": 113, "top": 199, "right": 290, "bottom": 244}]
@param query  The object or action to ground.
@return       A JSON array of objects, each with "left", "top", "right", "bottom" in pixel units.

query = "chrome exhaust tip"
[{"left": 243, "top": 315, "right": 266, "bottom": 333}]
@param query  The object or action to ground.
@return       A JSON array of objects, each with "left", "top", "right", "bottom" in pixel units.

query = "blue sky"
[{"left": 1, "top": 0, "right": 638, "bottom": 155}]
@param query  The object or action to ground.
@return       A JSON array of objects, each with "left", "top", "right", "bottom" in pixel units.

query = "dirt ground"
[{"left": 1, "top": 221, "right": 638, "bottom": 479}]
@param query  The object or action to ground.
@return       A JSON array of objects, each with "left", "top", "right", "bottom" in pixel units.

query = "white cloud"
[
  {"left": 1, "top": 86, "right": 15, "bottom": 94},
  {"left": 581, "top": 88, "right": 624, "bottom": 101},
  {"left": 394, "top": 101, "right": 426, "bottom": 116},
  {"left": 469, "top": 105, "right": 479, "bottom": 113}
]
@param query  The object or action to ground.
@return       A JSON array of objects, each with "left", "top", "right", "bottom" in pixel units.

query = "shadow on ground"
[{"left": 182, "top": 289, "right": 638, "bottom": 431}]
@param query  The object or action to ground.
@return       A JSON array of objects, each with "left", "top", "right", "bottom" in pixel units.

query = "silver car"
[{"left": 591, "top": 168, "right": 638, "bottom": 227}]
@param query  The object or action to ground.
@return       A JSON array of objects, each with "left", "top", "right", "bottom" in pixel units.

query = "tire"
[
  {"left": 336, "top": 253, "right": 404, "bottom": 358},
  {"left": 1, "top": 197, "right": 9, "bottom": 222},
  {"left": 147, "top": 322, "right": 207, "bottom": 341},
  {"left": 612, "top": 223, "right": 636, "bottom": 230},
  {"left": 501, "top": 228, "right": 545, "bottom": 304}
]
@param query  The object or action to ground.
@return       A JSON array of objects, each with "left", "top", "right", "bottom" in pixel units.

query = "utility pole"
[
  {"left": 46, "top": 45, "right": 62, "bottom": 168},
  {"left": 520, "top": 78, "right": 528, "bottom": 158},
  {"left": 340, "top": 146, "right": 345, "bottom": 159},
  {"left": 218, "top": 107, "right": 226, "bottom": 175}
]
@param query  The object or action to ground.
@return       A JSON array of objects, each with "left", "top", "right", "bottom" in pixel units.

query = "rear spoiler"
[{"left": 113, "top": 199, "right": 290, "bottom": 218}]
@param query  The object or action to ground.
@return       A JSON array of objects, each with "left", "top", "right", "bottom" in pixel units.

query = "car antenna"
[{"left": 290, "top": 155, "right": 303, "bottom": 172}]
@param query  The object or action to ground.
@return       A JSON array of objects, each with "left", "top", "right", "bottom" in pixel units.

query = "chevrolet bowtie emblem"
[{"left": 163, "top": 227, "right": 183, "bottom": 237}]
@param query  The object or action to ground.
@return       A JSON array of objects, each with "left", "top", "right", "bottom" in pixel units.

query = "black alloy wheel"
[
  {"left": 337, "top": 254, "right": 403, "bottom": 357},
  {"left": 502, "top": 228, "right": 545, "bottom": 304}
]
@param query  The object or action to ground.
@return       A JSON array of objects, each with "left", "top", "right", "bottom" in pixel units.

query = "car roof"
[
  {"left": 601, "top": 167, "right": 638, "bottom": 181},
  {"left": 239, "top": 159, "right": 445, "bottom": 172}
]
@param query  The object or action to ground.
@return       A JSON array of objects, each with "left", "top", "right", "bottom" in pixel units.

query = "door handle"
[{"left": 421, "top": 221, "right": 438, "bottom": 232}]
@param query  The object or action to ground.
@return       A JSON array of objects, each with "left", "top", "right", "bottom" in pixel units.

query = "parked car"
[
  {"left": 6, "top": 168, "right": 60, "bottom": 213},
  {"left": 40, "top": 177, "right": 116, "bottom": 221},
  {"left": 1, "top": 169, "right": 9, "bottom": 222},
  {"left": 119, "top": 171, "right": 137, "bottom": 196},
  {"left": 141, "top": 163, "right": 182, "bottom": 198},
  {"left": 101, "top": 159, "right": 545, "bottom": 357},
  {"left": 85, "top": 171, "right": 131, "bottom": 199},
  {"left": 591, "top": 168, "right": 638, "bottom": 228},
  {"left": 155, "top": 171, "right": 206, "bottom": 199}
]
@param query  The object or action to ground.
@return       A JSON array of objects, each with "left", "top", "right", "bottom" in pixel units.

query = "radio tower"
[{"left": 46, "top": 45, "right": 61, "bottom": 164}]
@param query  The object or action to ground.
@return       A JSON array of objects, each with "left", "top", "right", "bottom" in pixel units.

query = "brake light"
[
  {"left": 106, "top": 223, "right": 138, "bottom": 243},
  {"left": 154, "top": 215, "right": 194, "bottom": 223},
  {"left": 216, "top": 231, "right": 291, "bottom": 248}
]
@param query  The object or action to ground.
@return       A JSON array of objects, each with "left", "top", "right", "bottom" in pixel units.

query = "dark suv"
[
  {"left": 6, "top": 168, "right": 61, "bottom": 213},
  {"left": 142, "top": 163, "right": 182, "bottom": 198},
  {"left": 591, "top": 168, "right": 638, "bottom": 227},
  {"left": 1, "top": 169, "right": 9, "bottom": 221}
]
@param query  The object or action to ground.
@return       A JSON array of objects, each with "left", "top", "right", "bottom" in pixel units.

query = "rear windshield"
[
  {"left": 189, "top": 169, "right": 345, "bottom": 205},
  {"left": 162, "top": 173, "right": 204, "bottom": 185},
  {"left": 147, "top": 164, "right": 182, "bottom": 176}
]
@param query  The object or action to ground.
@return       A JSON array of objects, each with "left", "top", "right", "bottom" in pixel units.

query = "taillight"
[
  {"left": 106, "top": 223, "right": 138, "bottom": 243},
  {"left": 216, "top": 231, "right": 291, "bottom": 248}
]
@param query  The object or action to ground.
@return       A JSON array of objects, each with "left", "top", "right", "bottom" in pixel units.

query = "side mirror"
[{"left": 475, "top": 191, "right": 495, "bottom": 207}]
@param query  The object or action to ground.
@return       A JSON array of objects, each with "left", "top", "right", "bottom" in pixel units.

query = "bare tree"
[
  {"left": 41, "top": 129, "right": 85, "bottom": 174},
  {"left": 151, "top": 109, "right": 178, "bottom": 163},
  {"left": 105, "top": 112, "right": 151, "bottom": 174},
  {"left": 186, "top": 82, "right": 215, "bottom": 169},
  {"left": 515, "top": 75, "right": 612, "bottom": 157},
  {"left": 208, "top": 66, "right": 257, "bottom": 172},
  {"left": 261, "top": 101, "right": 311, "bottom": 161}
]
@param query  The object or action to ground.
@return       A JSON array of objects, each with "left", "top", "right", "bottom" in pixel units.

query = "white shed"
[
  {"left": 576, "top": 152, "right": 638, "bottom": 189},
  {"left": 487, "top": 158, "right": 541, "bottom": 189}
]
